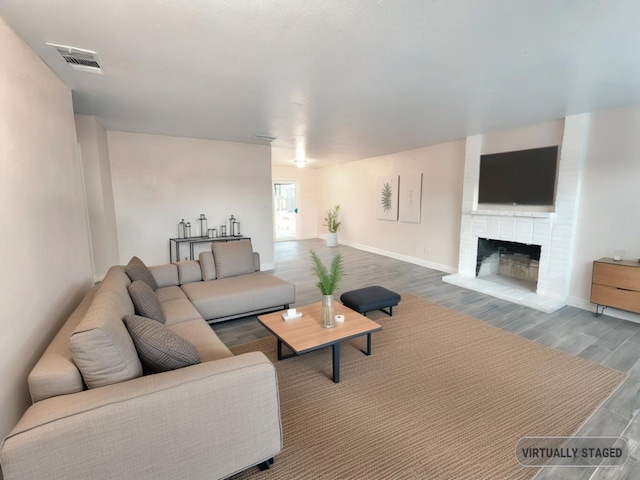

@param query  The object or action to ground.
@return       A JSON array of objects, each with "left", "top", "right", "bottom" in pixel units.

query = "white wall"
[
  {"left": 108, "top": 132, "right": 275, "bottom": 267},
  {"left": 272, "top": 165, "right": 319, "bottom": 240},
  {"left": 316, "top": 140, "right": 466, "bottom": 272},
  {"left": 0, "top": 16, "right": 92, "bottom": 462},
  {"left": 75, "top": 115, "right": 120, "bottom": 280},
  {"left": 569, "top": 104, "right": 640, "bottom": 320},
  {"left": 481, "top": 119, "right": 565, "bottom": 155}
]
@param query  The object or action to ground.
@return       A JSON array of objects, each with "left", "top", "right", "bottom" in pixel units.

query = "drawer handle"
[{"left": 616, "top": 287, "right": 635, "bottom": 292}]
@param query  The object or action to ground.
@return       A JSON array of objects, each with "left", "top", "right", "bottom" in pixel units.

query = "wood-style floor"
[{"left": 212, "top": 239, "right": 640, "bottom": 480}]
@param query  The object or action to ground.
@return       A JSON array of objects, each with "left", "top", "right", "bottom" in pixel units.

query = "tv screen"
[{"left": 478, "top": 146, "right": 559, "bottom": 206}]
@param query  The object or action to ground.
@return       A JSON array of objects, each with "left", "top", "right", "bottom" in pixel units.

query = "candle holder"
[{"left": 198, "top": 214, "right": 208, "bottom": 238}]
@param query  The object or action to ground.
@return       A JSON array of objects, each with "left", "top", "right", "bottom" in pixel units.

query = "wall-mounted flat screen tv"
[{"left": 478, "top": 146, "right": 559, "bottom": 206}]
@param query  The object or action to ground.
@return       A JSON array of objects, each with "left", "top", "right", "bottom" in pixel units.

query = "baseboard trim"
[
  {"left": 93, "top": 273, "right": 106, "bottom": 284},
  {"left": 338, "top": 240, "right": 457, "bottom": 274}
]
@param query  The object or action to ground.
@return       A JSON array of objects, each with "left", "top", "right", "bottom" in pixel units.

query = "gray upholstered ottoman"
[{"left": 340, "top": 286, "right": 401, "bottom": 317}]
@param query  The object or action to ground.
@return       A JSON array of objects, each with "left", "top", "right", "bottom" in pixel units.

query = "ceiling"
[{"left": 2, "top": 1, "right": 640, "bottom": 168}]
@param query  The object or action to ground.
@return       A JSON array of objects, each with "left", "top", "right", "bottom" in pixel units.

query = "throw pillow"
[
  {"left": 125, "top": 256, "right": 158, "bottom": 291},
  {"left": 123, "top": 315, "right": 201, "bottom": 373},
  {"left": 70, "top": 290, "right": 143, "bottom": 389},
  {"left": 128, "top": 280, "right": 166, "bottom": 324},
  {"left": 212, "top": 240, "right": 255, "bottom": 279},
  {"left": 199, "top": 251, "right": 217, "bottom": 281}
]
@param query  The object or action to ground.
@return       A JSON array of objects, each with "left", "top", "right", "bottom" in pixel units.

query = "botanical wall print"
[
  {"left": 399, "top": 173, "right": 423, "bottom": 223},
  {"left": 377, "top": 175, "right": 399, "bottom": 220}
]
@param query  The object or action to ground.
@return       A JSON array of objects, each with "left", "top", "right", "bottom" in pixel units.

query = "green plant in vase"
[{"left": 310, "top": 250, "right": 344, "bottom": 328}]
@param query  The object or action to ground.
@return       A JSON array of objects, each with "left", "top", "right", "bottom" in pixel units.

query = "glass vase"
[{"left": 321, "top": 295, "right": 336, "bottom": 328}]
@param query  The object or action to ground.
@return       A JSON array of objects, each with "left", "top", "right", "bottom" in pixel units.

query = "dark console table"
[{"left": 169, "top": 236, "right": 250, "bottom": 263}]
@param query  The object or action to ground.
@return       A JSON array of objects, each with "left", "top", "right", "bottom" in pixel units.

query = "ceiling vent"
[
  {"left": 253, "top": 134, "right": 277, "bottom": 143},
  {"left": 46, "top": 42, "right": 103, "bottom": 74}
]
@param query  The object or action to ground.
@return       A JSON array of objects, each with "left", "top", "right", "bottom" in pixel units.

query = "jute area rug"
[{"left": 230, "top": 294, "right": 627, "bottom": 480}]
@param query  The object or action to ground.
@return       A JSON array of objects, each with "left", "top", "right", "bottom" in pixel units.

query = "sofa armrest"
[{"left": 1, "top": 352, "right": 282, "bottom": 480}]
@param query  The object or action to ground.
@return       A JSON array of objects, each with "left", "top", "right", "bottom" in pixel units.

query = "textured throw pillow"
[
  {"left": 125, "top": 256, "right": 158, "bottom": 291},
  {"left": 128, "top": 280, "right": 166, "bottom": 324},
  {"left": 123, "top": 315, "right": 201, "bottom": 373},
  {"left": 212, "top": 240, "right": 255, "bottom": 279}
]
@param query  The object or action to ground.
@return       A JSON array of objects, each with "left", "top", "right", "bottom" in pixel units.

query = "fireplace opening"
[{"left": 476, "top": 239, "right": 541, "bottom": 288}]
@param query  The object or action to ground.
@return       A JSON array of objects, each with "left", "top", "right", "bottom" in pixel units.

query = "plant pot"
[
  {"left": 321, "top": 295, "right": 336, "bottom": 328},
  {"left": 326, "top": 232, "right": 338, "bottom": 248}
]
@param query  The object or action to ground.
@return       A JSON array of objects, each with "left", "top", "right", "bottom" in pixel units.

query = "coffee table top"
[{"left": 258, "top": 302, "right": 382, "bottom": 354}]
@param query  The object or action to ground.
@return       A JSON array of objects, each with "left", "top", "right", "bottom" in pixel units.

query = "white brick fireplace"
[{"left": 443, "top": 114, "right": 590, "bottom": 313}]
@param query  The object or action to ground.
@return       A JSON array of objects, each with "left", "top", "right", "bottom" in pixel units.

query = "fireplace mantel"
[{"left": 469, "top": 210, "right": 554, "bottom": 218}]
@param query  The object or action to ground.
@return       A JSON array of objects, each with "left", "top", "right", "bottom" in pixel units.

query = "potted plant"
[
  {"left": 310, "top": 250, "right": 344, "bottom": 328},
  {"left": 323, "top": 205, "right": 341, "bottom": 247}
]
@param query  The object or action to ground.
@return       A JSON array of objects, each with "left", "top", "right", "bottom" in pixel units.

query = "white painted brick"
[
  {"left": 486, "top": 218, "right": 500, "bottom": 238},
  {"left": 515, "top": 221, "right": 534, "bottom": 243},
  {"left": 472, "top": 217, "right": 486, "bottom": 237},
  {"left": 499, "top": 220, "right": 516, "bottom": 241},
  {"left": 548, "top": 261, "right": 570, "bottom": 277},
  {"left": 552, "top": 224, "right": 573, "bottom": 238},
  {"left": 532, "top": 232, "right": 551, "bottom": 246}
]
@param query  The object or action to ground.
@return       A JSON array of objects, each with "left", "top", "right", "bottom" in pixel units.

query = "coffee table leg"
[
  {"left": 366, "top": 333, "right": 372, "bottom": 355},
  {"left": 332, "top": 343, "right": 340, "bottom": 383},
  {"left": 277, "top": 339, "right": 283, "bottom": 360}
]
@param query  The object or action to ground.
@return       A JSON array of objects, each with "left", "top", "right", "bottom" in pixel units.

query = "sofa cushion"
[
  {"left": 124, "top": 315, "right": 201, "bottom": 373},
  {"left": 148, "top": 263, "right": 179, "bottom": 288},
  {"left": 128, "top": 280, "right": 166, "bottom": 324},
  {"left": 161, "top": 298, "right": 204, "bottom": 325},
  {"left": 177, "top": 260, "right": 202, "bottom": 284},
  {"left": 212, "top": 240, "right": 255, "bottom": 279},
  {"left": 168, "top": 319, "right": 233, "bottom": 362},
  {"left": 182, "top": 272, "right": 295, "bottom": 321},
  {"left": 125, "top": 256, "right": 158, "bottom": 290},
  {"left": 155, "top": 285, "right": 188, "bottom": 303},
  {"left": 199, "top": 251, "right": 216, "bottom": 281},
  {"left": 70, "top": 290, "right": 143, "bottom": 389}
]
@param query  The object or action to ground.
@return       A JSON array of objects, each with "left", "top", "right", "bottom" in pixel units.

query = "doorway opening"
[{"left": 273, "top": 182, "right": 298, "bottom": 240}]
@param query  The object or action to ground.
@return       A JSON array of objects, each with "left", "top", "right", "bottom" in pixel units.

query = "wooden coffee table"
[{"left": 258, "top": 302, "right": 382, "bottom": 383}]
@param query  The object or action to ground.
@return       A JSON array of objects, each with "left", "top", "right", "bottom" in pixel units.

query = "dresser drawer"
[
  {"left": 593, "top": 262, "right": 640, "bottom": 291},
  {"left": 590, "top": 284, "right": 640, "bottom": 314}
]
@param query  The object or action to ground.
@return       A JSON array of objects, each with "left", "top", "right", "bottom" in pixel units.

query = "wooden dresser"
[{"left": 591, "top": 258, "right": 640, "bottom": 316}]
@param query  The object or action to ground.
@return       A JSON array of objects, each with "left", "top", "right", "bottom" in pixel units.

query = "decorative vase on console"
[
  {"left": 310, "top": 250, "right": 344, "bottom": 329},
  {"left": 198, "top": 214, "right": 208, "bottom": 237}
]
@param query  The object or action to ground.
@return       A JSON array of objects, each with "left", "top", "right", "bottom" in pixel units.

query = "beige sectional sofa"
[{"left": 0, "top": 240, "right": 293, "bottom": 480}]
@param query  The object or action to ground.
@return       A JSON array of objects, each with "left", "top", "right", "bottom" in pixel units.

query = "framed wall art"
[
  {"left": 377, "top": 175, "right": 398, "bottom": 221},
  {"left": 399, "top": 173, "right": 423, "bottom": 223}
]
